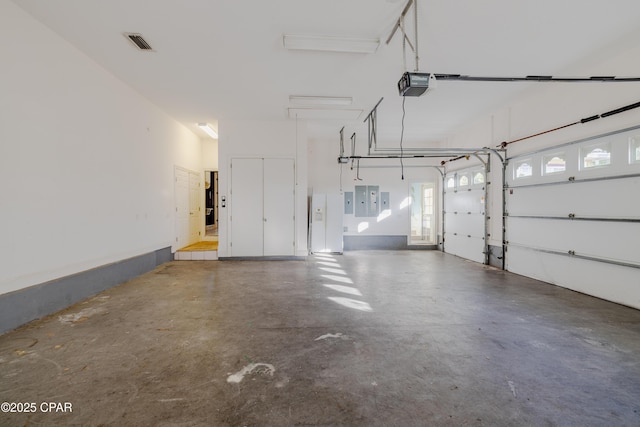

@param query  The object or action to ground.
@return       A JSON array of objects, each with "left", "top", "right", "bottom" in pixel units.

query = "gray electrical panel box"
[
  {"left": 355, "top": 186, "right": 367, "bottom": 217},
  {"left": 367, "top": 185, "right": 379, "bottom": 216},
  {"left": 355, "top": 185, "right": 380, "bottom": 217},
  {"left": 381, "top": 192, "right": 390, "bottom": 210},
  {"left": 344, "top": 192, "right": 354, "bottom": 214}
]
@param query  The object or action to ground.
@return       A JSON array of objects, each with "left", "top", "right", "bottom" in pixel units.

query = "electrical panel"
[
  {"left": 355, "top": 185, "right": 380, "bottom": 217},
  {"left": 355, "top": 186, "right": 367, "bottom": 217},
  {"left": 344, "top": 192, "right": 353, "bottom": 214},
  {"left": 367, "top": 186, "right": 379, "bottom": 216},
  {"left": 381, "top": 192, "right": 390, "bottom": 210}
]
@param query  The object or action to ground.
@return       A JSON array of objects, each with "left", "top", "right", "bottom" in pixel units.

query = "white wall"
[
  {"left": 217, "top": 119, "right": 308, "bottom": 257},
  {"left": 0, "top": 2, "right": 202, "bottom": 295},
  {"left": 308, "top": 136, "right": 442, "bottom": 242},
  {"left": 202, "top": 139, "right": 219, "bottom": 171},
  {"left": 341, "top": 164, "right": 441, "bottom": 240}
]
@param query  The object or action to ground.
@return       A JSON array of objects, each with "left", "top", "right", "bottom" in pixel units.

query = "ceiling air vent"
[{"left": 124, "top": 33, "right": 153, "bottom": 51}]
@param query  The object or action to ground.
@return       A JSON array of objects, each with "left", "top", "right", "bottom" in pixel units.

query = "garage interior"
[
  {"left": 3, "top": 252, "right": 640, "bottom": 426},
  {"left": 1, "top": 0, "right": 640, "bottom": 425}
]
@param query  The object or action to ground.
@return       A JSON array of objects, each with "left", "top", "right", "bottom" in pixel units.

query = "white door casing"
[{"left": 174, "top": 167, "right": 189, "bottom": 250}]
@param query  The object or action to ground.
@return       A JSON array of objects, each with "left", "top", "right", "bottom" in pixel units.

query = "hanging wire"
[
  {"left": 400, "top": 96, "right": 406, "bottom": 180},
  {"left": 338, "top": 127, "right": 344, "bottom": 192},
  {"left": 401, "top": 20, "right": 407, "bottom": 72}
]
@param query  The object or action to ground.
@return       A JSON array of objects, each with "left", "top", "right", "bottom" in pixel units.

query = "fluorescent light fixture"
[
  {"left": 289, "top": 96, "right": 353, "bottom": 106},
  {"left": 283, "top": 34, "right": 379, "bottom": 54},
  {"left": 197, "top": 123, "right": 218, "bottom": 139},
  {"left": 288, "top": 108, "right": 363, "bottom": 120}
]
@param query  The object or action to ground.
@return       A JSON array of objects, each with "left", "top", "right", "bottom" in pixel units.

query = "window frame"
[
  {"left": 542, "top": 152, "right": 567, "bottom": 176},
  {"left": 514, "top": 159, "right": 533, "bottom": 179},
  {"left": 472, "top": 171, "right": 485, "bottom": 186},
  {"left": 629, "top": 135, "right": 640, "bottom": 164},
  {"left": 458, "top": 173, "right": 470, "bottom": 187},
  {"left": 580, "top": 142, "right": 612, "bottom": 170}
]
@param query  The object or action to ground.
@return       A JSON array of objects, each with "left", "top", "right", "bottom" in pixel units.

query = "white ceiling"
[{"left": 12, "top": 0, "right": 640, "bottom": 148}]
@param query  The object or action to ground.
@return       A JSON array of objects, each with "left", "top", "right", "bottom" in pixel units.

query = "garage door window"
[
  {"left": 515, "top": 159, "right": 533, "bottom": 179},
  {"left": 473, "top": 172, "right": 485, "bottom": 185},
  {"left": 581, "top": 143, "right": 611, "bottom": 169},
  {"left": 630, "top": 136, "right": 640, "bottom": 164},
  {"left": 543, "top": 153, "right": 566, "bottom": 175},
  {"left": 447, "top": 177, "right": 455, "bottom": 189},
  {"left": 459, "top": 174, "right": 469, "bottom": 187}
]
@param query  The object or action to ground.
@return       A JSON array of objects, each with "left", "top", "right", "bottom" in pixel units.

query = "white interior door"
[
  {"left": 230, "top": 158, "right": 263, "bottom": 256},
  {"left": 264, "top": 158, "right": 295, "bottom": 256},
  {"left": 174, "top": 167, "right": 189, "bottom": 250}
]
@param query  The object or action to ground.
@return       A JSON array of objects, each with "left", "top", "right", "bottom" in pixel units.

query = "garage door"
[
  {"left": 505, "top": 125, "right": 640, "bottom": 309},
  {"left": 443, "top": 164, "right": 488, "bottom": 264}
]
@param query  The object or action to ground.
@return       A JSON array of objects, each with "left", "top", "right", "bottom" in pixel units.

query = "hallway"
[{"left": 1, "top": 251, "right": 639, "bottom": 426}]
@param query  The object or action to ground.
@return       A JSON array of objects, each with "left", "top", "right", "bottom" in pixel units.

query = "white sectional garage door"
[
  {"left": 505, "top": 126, "right": 640, "bottom": 309},
  {"left": 444, "top": 164, "right": 487, "bottom": 264}
]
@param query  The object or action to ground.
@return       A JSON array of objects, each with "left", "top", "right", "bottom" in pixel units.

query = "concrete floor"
[{"left": 1, "top": 251, "right": 640, "bottom": 426}]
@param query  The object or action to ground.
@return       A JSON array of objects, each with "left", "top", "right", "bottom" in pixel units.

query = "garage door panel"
[
  {"left": 445, "top": 213, "right": 485, "bottom": 237},
  {"left": 506, "top": 246, "right": 640, "bottom": 309},
  {"left": 445, "top": 234, "right": 485, "bottom": 264},
  {"left": 508, "top": 177, "right": 640, "bottom": 218},
  {"left": 508, "top": 218, "right": 640, "bottom": 265},
  {"left": 445, "top": 189, "right": 485, "bottom": 213}
]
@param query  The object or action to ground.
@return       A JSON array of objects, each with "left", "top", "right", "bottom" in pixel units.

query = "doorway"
[
  {"left": 410, "top": 182, "right": 436, "bottom": 245},
  {"left": 205, "top": 170, "right": 218, "bottom": 237}
]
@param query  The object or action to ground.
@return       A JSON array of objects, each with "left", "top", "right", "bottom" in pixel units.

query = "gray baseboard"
[
  {"left": 343, "top": 235, "right": 439, "bottom": 251},
  {"left": 0, "top": 247, "right": 172, "bottom": 335},
  {"left": 344, "top": 235, "right": 407, "bottom": 251},
  {"left": 219, "top": 256, "right": 306, "bottom": 261},
  {"left": 407, "top": 244, "right": 439, "bottom": 250}
]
